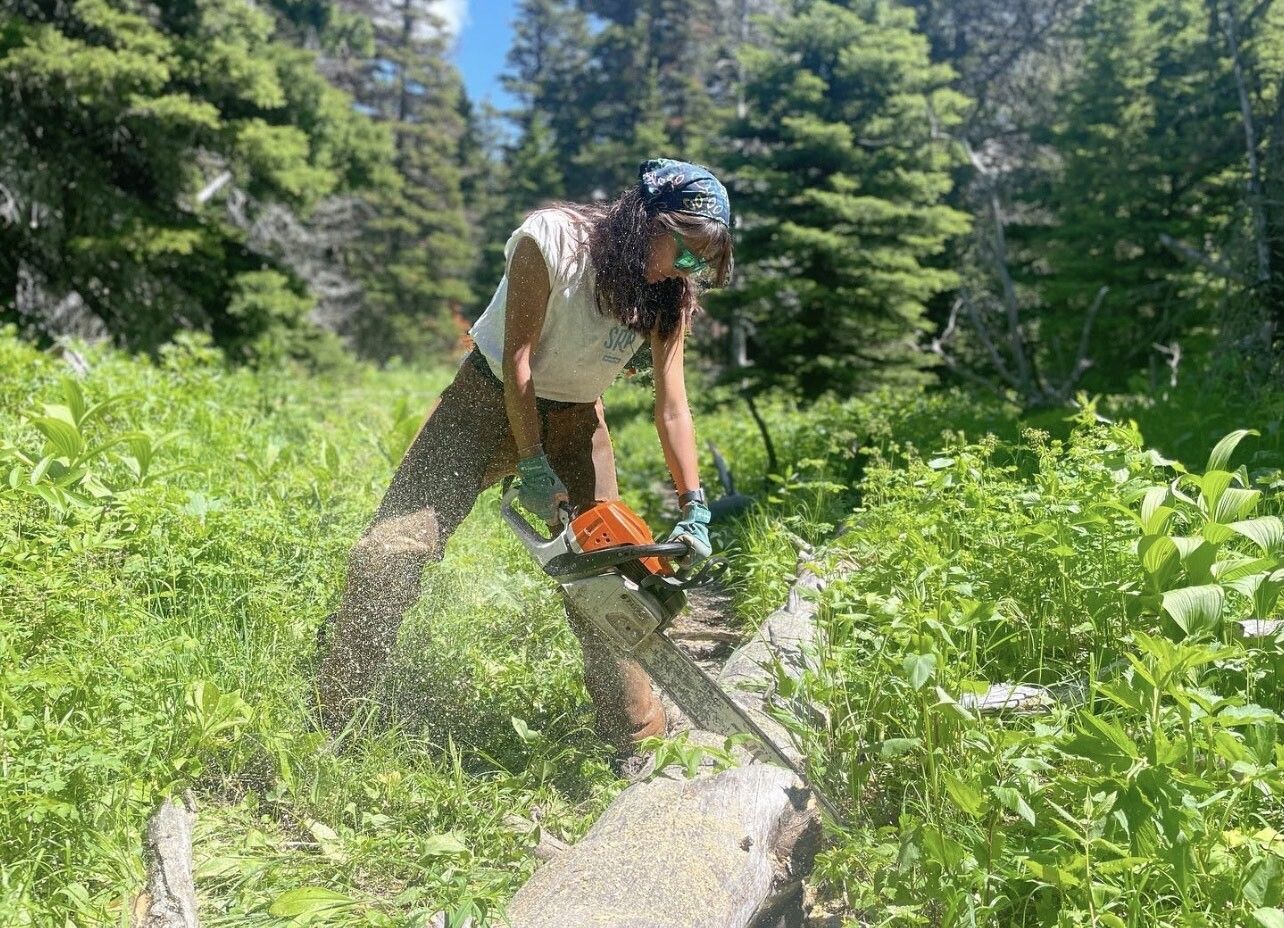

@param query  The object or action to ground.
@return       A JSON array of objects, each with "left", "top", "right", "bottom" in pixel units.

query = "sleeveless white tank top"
[{"left": 469, "top": 209, "right": 643, "bottom": 403}]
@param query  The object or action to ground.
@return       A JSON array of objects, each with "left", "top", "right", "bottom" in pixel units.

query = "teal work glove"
[
  {"left": 666, "top": 500, "right": 712, "bottom": 570},
  {"left": 516, "top": 452, "right": 568, "bottom": 525}
]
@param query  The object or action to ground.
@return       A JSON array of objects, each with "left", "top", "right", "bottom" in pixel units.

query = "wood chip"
[
  {"left": 1238, "top": 618, "right": 1284, "bottom": 639},
  {"left": 959, "top": 683, "right": 1056, "bottom": 715}
]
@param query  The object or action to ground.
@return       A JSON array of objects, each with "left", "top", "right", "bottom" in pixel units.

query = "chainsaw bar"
[{"left": 633, "top": 628, "right": 844, "bottom": 822}]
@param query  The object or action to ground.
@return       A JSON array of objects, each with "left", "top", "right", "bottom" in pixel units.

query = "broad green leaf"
[
  {"left": 1171, "top": 537, "right": 1217, "bottom": 585},
  {"left": 1215, "top": 555, "right": 1278, "bottom": 582},
  {"left": 29, "top": 455, "right": 54, "bottom": 485},
  {"left": 1253, "top": 908, "right": 1284, "bottom": 928},
  {"left": 306, "top": 819, "right": 340, "bottom": 843},
  {"left": 511, "top": 716, "right": 540, "bottom": 744},
  {"left": 1138, "top": 535, "right": 1178, "bottom": 588},
  {"left": 42, "top": 403, "right": 77, "bottom": 427},
  {"left": 126, "top": 434, "right": 154, "bottom": 476},
  {"left": 60, "top": 377, "right": 86, "bottom": 426},
  {"left": 990, "top": 785, "right": 1036, "bottom": 825},
  {"left": 34, "top": 483, "right": 68, "bottom": 514},
  {"left": 1216, "top": 704, "right": 1278, "bottom": 727},
  {"left": 268, "top": 887, "right": 359, "bottom": 917},
  {"left": 421, "top": 832, "right": 468, "bottom": 857},
  {"left": 31, "top": 416, "right": 83, "bottom": 459},
  {"left": 1196, "top": 470, "right": 1235, "bottom": 515},
  {"left": 1228, "top": 516, "right": 1284, "bottom": 555},
  {"left": 1023, "top": 857, "right": 1082, "bottom": 887},
  {"left": 1161, "top": 585, "right": 1225, "bottom": 637},
  {"left": 1236, "top": 569, "right": 1284, "bottom": 618},
  {"left": 1140, "top": 486, "right": 1173, "bottom": 534},
  {"left": 876, "top": 737, "right": 923, "bottom": 759},
  {"left": 1216, "top": 487, "right": 1262, "bottom": 523},
  {"left": 1098, "top": 680, "right": 1148, "bottom": 713},
  {"left": 1202, "top": 521, "right": 1234, "bottom": 544},
  {"left": 902, "top": 652, "right": 936, "bottom": 691},
  {"left": 1078, "top": 713, "right": 1140, "bottom": 760},
  {"left": 1207, "top": 429, "right": 1258, "bottom": 473},
  {"left": 942, "top": 773, "right": 987, "bottom": 818}
]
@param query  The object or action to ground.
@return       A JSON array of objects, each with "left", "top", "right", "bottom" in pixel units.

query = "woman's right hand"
[{"left": 516, "top": 452, "right": 569, "bottom": 525}]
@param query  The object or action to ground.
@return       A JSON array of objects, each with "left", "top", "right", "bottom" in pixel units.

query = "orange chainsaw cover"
[{"left": 571, "top": 500, "right": 673, "bottom": 577}]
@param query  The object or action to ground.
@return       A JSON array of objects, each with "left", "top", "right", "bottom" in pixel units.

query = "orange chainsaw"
[{"left": 500, "top": 482, "right": 837, "bottom": 816}]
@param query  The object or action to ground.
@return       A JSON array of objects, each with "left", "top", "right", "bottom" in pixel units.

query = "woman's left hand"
[{"left": 665, "top": 499, "right": 712, "bottom": 569}]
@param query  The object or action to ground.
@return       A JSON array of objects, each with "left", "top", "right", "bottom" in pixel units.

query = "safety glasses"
[{"left": 672, "top": 233, "right": 709, "bottom": 274}]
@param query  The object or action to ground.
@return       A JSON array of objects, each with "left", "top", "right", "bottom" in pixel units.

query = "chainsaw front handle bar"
[{"left": 543, "top": 543, "right": 690, "bottom": 579}]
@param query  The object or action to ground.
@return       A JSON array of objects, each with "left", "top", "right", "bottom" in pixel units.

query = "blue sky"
[{"left": 448, "top": 0, "right": 520, "bottom": 113}]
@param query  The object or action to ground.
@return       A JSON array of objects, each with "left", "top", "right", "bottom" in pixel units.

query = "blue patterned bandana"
[{"left": 638, "top": 158, "right": 731, "bottom": 227}]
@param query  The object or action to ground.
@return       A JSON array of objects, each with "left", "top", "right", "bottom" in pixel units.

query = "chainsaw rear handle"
[{"left": 499, "top": 479, "right": 571, "bottom": 568}]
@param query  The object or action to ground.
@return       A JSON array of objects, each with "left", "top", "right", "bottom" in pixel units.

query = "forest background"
[{"left": 4, "top": 0, "right": 1282, "bottom": 411}]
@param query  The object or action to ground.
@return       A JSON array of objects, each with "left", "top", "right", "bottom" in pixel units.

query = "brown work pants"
[{"left": 315, "top": 350, "right": 666, "bottom": 752}]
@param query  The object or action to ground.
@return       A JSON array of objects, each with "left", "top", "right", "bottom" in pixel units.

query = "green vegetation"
[
  {"left": 0, "top": 332, "right": 624, "bottom": 925},
  {"left": 6, "top": 322, "right": 1279, "bottom": 925},
  {"left": 791, "top": 405, "right": 1284, "bottom": 925},
  {"left": 717, "top": 0, "right": 970, "bottom": 399}
]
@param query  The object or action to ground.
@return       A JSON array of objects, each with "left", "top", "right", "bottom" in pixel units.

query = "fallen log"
[
  {"left": 133, "top": 793, "right": 200, "bottom": 928},
  {"left": 505, "top": 543, "right": 832, "bottom": 928}
]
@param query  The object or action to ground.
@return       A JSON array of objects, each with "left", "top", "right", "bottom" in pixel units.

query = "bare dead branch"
[
  {"left": 1219, "top": 0, "right": 1272, "bottom": 284},
  {"left": 929, "top": 298, "right": 1013, "bottom": 400},
  {"left": 958, "top": 289, "right": 1019, "bottom": 387},
  {"left": 1159, "top": 233, "right": 1248, "bottom": 282},
  {"left": 1055, "top": 285, "right": 1108, "bottom": 398},
  {"left": 195, "top": 171, "right": 233, "bottom": 205},
  {"left": 1152, "top": 340, "right": 1183, "bottom": 388}
]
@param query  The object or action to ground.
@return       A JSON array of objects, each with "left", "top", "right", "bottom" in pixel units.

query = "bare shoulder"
[{"left": 508, "top": 235, "right": 551, "bottom": 294}]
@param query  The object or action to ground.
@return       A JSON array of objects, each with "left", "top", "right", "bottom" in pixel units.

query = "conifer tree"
[
  {"left": 715, "top": 0, "right": 970, "bottom": 401},
  {"left": 0, "top": 0, "right": 390, "bottom": 355},
  {"left": 339, "top": 0, "right": 474, "bottom": 359},
  {"left": 572, "top": 0, "right": 722, "bottom": 197},
  {"left": 1003, "top": 0, "right": 1247, "bottom": 386}
]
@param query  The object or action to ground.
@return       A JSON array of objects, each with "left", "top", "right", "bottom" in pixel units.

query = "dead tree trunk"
[{"left": 505, "top": 544, "right": 832, "bottom": 928}]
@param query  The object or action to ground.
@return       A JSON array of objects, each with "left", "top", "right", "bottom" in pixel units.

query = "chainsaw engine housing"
[{"left": 565, "top": 501, "right": 686, "bottom": 650}]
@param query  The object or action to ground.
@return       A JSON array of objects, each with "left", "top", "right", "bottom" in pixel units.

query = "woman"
[{"left": 316, "top": 158, "right": 732, "bottom": 763}]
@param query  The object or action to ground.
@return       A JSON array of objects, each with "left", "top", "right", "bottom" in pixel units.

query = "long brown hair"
[{"left": 540, "top": 185, "right": 733, "bottom": 341}]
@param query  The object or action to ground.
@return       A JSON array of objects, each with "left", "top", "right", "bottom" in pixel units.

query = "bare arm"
[
  {"left": 651, "top": 322, "right": 701, "bottom": 497},
  {"left": 502, "top": 237, "right": 551, "bottom": 457}
]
